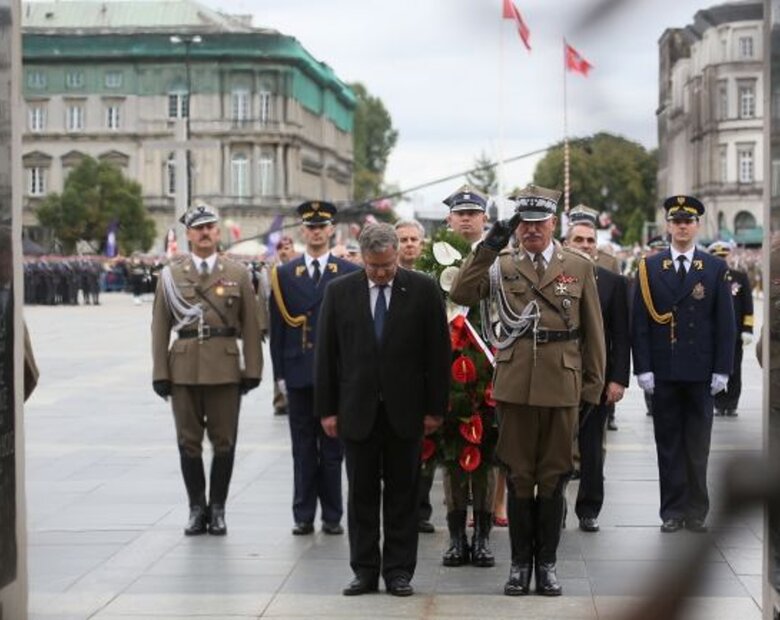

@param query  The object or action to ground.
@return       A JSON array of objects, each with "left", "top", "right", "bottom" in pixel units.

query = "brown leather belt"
[
  {"left": 178, "top": 327, "right": 237, "bottom": 340},
  {"left": 520, "top": 328, "right": 580, "bottom": 344}
]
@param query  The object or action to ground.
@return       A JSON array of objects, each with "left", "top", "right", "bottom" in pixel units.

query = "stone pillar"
[{"left": 0, "top": 1, "right": 26, "bottom": 617}]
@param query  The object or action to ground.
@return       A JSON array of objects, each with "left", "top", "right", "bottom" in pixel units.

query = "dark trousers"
[
  {"left": 575, "top": 403, "right": 609, "bottom": 519},
  {"left": 287, "top": 387, "right": 343, "bottom": 525},
  {"left": 652, "top": 381, "right": 713, "bottom": 521},
  {"left": 714, "top": 341, "right": 744, "bottom": 412},
  {"left": 343, "top": 405, "right": 421, "bottom": 582},
  {"left": 418, "top": 466, "right": 434, "bottom": 522}
]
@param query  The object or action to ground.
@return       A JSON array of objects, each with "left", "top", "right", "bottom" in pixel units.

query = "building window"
[
  {"left": 29, "top": 105, "right": 46, "bottom": 132},
  {"left": 231, "top": 90, "right": 250, "bottom": 123},
  {"left": 165, "top": 154, "right": 176, "bottom": 196},
  {"left": 258, "top": 154, "right": 274, "bottom": 196},
  {"left": 734, "top": 210, "right": 757, "bottom": 233},
  {"left": 737, "top": 144, "right": 754, "bottom": 183},
  {"left": 717, "top": 80, "right": 728, "bottom": 120},
  {"left": 65, "top": 71, "right": 85, "bottom": 89},
  {"left": 29, "top": 167, "right": 46, "bottom": 196},
  {"left": 738, "top": 81, "right": 756, "bottom": 118},
  {"left": 738, "top": 36, "right": 754, "bottom": 59},
  {"left": 231, "top": 153, "right": 249, "bottom": 197},
  {"left": 27, "top": 71, "right": 46, "bottom": 89},
  {"left": 772, "top": 160, "right": 780, "bottom": 197},
  {"left": 66, "top": 104, "right": 85, "bottom": 132},
  {"left": 105, "top": 71, "right": 123, "bottom": 88},
  {"left": 259, "top": 91, "right": 271, "bottom": 124},
  {"left": 106, "top": 104, "right": 121, "bottom": 130},
  {"left": 168, "top": 92, "right": 189, "bottom": 119},
  {"left": 719, "top": 145, "right": 728, "bottom": 183}
]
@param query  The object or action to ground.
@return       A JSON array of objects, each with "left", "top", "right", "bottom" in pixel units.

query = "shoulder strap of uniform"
[
  {"left": 270, "top": 264, "right": 307, "bottom": 329},
  {"left": 638, "top": 257, "right": 677, "bottom": 342}
]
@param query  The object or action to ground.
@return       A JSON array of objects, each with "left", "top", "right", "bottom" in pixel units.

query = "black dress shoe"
[
  {"left": 292, "top": 522, "right": 314, "bottom": 536},
  {"left": 184, "top": 505, "right": 208, "bottom": 536},
  {"left": 504, "top": 563, "right": 532, "bottom": 596},
  {"left": 386, "top": 575, "right": 413, "bottom": 597},
  {"left": 579, "top": 517, "right": 600, "bottom": 532},
  {"left": 322, "top": 522, "right": 344, "bottom": 535},
  {"left": 607, "top": 419, "right": 618, "bottom": 431},
  {"left": 660, "top": 518, "right": 684, "bottom": 533},
  {"left": 418, "top": 520, "right": 435, "bottom": 534},
  {"left": 535, "top": 563, "right": 562, "bottom": 596},
  {"left": 208, "top": 504, "right": 227, "bottom": 536},
  {"left": 342, "top": 576, "right": 378, "bottom": 596},
  {"left": 726, "top": 409, "right": 738, "bottom": 417},
  {"left": 685, "top": 518, "right": 708, "bottom": 533}
]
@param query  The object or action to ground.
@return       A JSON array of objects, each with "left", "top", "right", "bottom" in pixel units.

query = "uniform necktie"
[
  {"left": 312, "top": 259, "right": 321, "bottom": 284},
  {"left": 200, "top": 260, "right": 209, "bottom": 277},
  {"left": 534, "top": 253, "right": 546, "bottom": 282},
  {"left": 374, "top": 284, "right": 387, "bottom": 341},
  {"left": 677, "top": 255, "right": 687, "bottom": 285}
]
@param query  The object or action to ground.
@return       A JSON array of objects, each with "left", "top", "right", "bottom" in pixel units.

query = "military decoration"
[
  {"left": 215, "top": 286, "right": 225, "bottom": 297},
  {"left": 693, "top": 259, "right": 704, "bottom": 271},
  {"left": 692, "top": 282, "right": 706, "bottom": 300},
  {"left": 554, "top": 282, "right": 568, "bottom": 296},
  {"left": 295, "top": 265, "right": 306, "bottom": 277},
  {"left": 662, "top": 259, "right": 673, "bottom": 271},
  {"left": 327, "top": 263, "right": 338, "bottom": 274}
]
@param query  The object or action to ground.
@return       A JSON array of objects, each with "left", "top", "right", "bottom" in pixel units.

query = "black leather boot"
[
  {"left": 180, "top": 453, "right": 207, "bottom": 536},
  {"left": 535, "top": 495, "right": 564, "bottom": 596},
  {"left": 442, "top": 510, "right": 470, "bottom": 566},
  {"left": 471, "top": 511, "right": 495, "bottom": 567},
  {"left": 504, "top": 495, "right": 535, "bottom": 596},
  {"left": 208, "top": 450, "right": 235, "bottom": 535}
]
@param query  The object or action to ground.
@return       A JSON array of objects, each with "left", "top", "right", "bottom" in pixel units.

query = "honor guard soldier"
[
  {"left": 450, "top": 184, "right": 605, "bottom": 597},
  {"left": 269, "top": 200, "right": 360, "bottom": 536},
  {"left": 151, "top": 202, "right": 263, "bottom": 536},
  {"left": 632, "top": 196, "right": 735, "bottom": 534},
  {"left": 568, "top": 204, "right": 620, "bottom": 274},
  {"left": 708, "top": 241, "right": 754, "bottom": 416}
]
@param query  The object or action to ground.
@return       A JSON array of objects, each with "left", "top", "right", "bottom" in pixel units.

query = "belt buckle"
[
  {"left": 198, "top": 323, "right": 211, "bottom": 342},
  {"left": 535, "top": 329, "right": 549, "bottom": 344}
]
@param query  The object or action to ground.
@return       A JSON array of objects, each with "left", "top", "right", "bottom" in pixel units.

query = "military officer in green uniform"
[
  {"left": 152, "top": 202, "right": 263, "bottom": 536},
  {"left": 450, "top": 185, "right": 605, "bottom": 597},
  {"left": 568, "top": 204, "right": 620, "bottom": 274}
]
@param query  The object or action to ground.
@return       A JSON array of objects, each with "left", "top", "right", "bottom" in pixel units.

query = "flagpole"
[
  {"left": 563, "top": 37, "right": 571, "bottom": 217},
  {"left": 498, "top": 0, "right": 506, "bottom": 219}
]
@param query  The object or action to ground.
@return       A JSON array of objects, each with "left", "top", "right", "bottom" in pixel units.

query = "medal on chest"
[{"left": 691, "top": 282, "right": 705, "bottom": 300}]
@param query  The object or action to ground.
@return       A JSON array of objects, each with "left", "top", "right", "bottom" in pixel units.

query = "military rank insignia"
[
  {"left": 692, "top": 283, "right": 706, "bottom": 300},
  {"left": 693, "top": 260, "right": 704, "bottom": 271},
  {"left": 295, "top": 265, "right": 306, "bottom": 277},
  {"left": 662, "top": 259, "right": 673, "bottom": 270},
  {"left": 327, "top": 263, "right": 338, "bottom": 273}
]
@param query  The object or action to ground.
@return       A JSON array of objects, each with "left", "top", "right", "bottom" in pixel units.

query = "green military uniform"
[
  {"left": 152, "top": 204, "right": 262, "bottom": 536},
  {"left": 596, "top": 249, "right": 620, "bottom": 274}
]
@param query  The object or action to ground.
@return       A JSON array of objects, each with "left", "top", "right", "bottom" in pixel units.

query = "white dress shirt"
[
  {"left": 524, "top": 242, "right": 555, "bottom": 268},
  {"left": 369, "top": 279, "right": 393, "bottom": 318},
  {"left": 670, "top": 246, "right": 695, "bottom": 273},
  {"left": 304, "top": 252, "right": 330, "bottom": 279},
  {"left": 191, "top": 253, "right": 217, "bottom": 274}
]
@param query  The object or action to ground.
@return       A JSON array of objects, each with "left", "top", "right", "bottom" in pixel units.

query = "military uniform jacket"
[
  {"left": 632, "top": 249, "right": 735, "bottom": 382},
  {"left": 151, "top": 255, "right": 263, "bottom": 385},
  {"left": 725, "top": 267, "right": 754, "bottom": 337},
  {"left": 269, "top": 254, "right": 359, "bottom": 389},
  {"left": 450, "top": 242, "right": 606, "bottom": 407}
]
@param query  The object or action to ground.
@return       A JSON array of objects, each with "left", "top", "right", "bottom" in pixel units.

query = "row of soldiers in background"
[{"left": 23, "top": 257, "right": 102, "bottom": 305}]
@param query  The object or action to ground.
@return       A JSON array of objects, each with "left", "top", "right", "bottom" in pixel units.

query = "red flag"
[
  {"left": 565, "top": 42, "right": 592, "bottom": 76},
  {"left": 502, "top": 0, "right": 531, "bottom": 51}
]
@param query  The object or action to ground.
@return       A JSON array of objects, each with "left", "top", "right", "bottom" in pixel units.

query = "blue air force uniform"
[
  {"left": 632, "top": 196, "right": 735, "bottom": 531},
  {"left": 269, "top": 201, "right": 359, "bottom": 533}
]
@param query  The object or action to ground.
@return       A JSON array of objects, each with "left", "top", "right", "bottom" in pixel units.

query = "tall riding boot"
[
  {"left": 442, "top": 510, "right": 470, "bottom": 566},
  {"left": 180, "top": 453, "right": 208, "bottom": 536},
  {"left": 504, "top": 495, "right": 535, "bottom": 596},
  {"left": 208, "top": 449, "right": 235, "bottom": 536},
  {"left": 535, "top": 495, "right": 564, "bottom": 596},
  {"left": 471, "top": 511, "right": 495, "bottom": 567}
]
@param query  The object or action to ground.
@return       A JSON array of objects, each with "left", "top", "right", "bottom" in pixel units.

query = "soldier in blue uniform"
[
  {"left": 269, "top": 201, "right": 360, "bottom": 536},
  {"left": 632, "top": 195, "right": 735, "bottom": 533},
  {"left": 707, "top": 241, "right": 754, "bottom": 417}
]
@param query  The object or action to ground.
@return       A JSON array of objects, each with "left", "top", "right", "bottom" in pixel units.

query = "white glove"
[
  {"left": 710, "top": 373, "right": 729, "bottom": 396},
  {"left": 637, "top": 372, "right": 655, "bottom": 395},
  {"left": 276, "top": 379, "right": 287, "bottom": 396},
  {"left": 740, "top": 332, "right": 753, "bottom": 346}
]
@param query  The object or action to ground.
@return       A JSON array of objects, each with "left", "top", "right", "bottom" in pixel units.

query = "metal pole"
[{"left": 184, "top": 40, "right": 192, "bottom": 211}]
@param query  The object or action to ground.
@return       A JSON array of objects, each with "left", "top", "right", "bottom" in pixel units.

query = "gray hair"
[
  {"left": 359, "top": 223, "right": 398, "bottom": 254},
  {"left": 394, "top": 219, "right": 425, "bottom": 236}
]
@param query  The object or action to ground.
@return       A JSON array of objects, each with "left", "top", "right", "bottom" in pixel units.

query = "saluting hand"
[
  {"left": 482, "top": 212, "right": 523, "bottom": 252},
  {"left": 321, "top": 415, "right": 338, "bottom": 438}
]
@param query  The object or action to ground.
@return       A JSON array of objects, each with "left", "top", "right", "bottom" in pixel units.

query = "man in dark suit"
[
  {"left": 632, "top": 195, "right": 735, "bottom": 533},
  {"left": 565, "top": 209, "right": 631, "bottom": 533},
  {"left": 708, "top": 241, "right": 754, "bottom": 417},
  {"left": 315, "top": 223, "right": 450, "bottom": 597},
  {"left": 269, "top": 201, "right": 360, "bottom": 536}
]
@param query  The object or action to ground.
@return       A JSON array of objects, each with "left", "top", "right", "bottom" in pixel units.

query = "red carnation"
[
  {"left": 452, "top": 355, "right": 477, "bottom": 383},
  {"left": 421, "top": 438, "right": 436, "bottom": 462},
  {"left": 459, "top": 414, "right": 484, "bottom": 444},
  {"left": 484, "top": 383, "right": 496, "bottom": 407},
  {"left": 459, "top": 445, "right": 481, "bottom": 472}
]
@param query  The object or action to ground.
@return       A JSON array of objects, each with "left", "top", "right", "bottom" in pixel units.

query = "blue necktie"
[{"left": 374, "top": 285, "right": 387, "bottom": 341}]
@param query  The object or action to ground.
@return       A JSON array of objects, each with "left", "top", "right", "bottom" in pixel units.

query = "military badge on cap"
[
  {"left": 663, "top": 195, "right": 705, "bottom": 220},
  {"left": 508, "top": 184, "right": 562, "bottom": 221},
  {"left": 297, "top": 200, "right": 337, "bottom": 226},
  {"left": 707, "top": 240, "right": 733, "bottom": 257},
  {"left": 443, "top": 184, "right": 488, "bottom": 212},
  {"left": 567, "top": 204, "right": 599, "bottom": 228},
  {"left": 180, "top": 200, "right": 219, "bottom": 228}
]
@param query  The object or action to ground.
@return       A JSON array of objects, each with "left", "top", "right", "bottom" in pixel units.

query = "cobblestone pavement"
[{"left": 22, "top": 293, "right": 765, "bottom": 619}]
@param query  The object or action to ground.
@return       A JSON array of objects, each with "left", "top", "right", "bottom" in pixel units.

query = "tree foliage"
[
  {"left": 37, "top": 157, "right": 155, "bottom": 255},
  {"left": 466, "top": 152, "right": 498, "bottom": 196},
  {"left": 350, "top": 81, "right": 399, "bottom": 202},
  {"left": 532, "top": 132, "right": 658, "bottom": 245}
]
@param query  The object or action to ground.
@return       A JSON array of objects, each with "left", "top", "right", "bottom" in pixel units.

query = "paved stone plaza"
[{"left": 22, "top": 293, "right": 766, "bottom": 619}]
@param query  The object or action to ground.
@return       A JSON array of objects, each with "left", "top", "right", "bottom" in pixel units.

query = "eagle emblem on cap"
[
  {"left": 677, "top": 196, "right": 685, "bottom": 205},
  {"left": 463, "top": 193, "right": 471, "bottom": 200},
  {"left": 311, "top": 202, "right": 320, "bottom": 211}
]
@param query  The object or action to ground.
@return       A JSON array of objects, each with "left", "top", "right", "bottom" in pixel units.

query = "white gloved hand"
[
  {"left": 637, "top": 372, "right": 655, "bottom": 395},
  {"left": 276, "top": 379, "right": 287, "bottom": 396},
  {"left": 710, "top": 373, "right": 729, "bottom": 395},
  {"left": 740, "top": 332, "right": 753, "bottom": 346}
]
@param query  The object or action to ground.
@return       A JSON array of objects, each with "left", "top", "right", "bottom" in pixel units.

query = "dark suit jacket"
[
  {"left": 632, "top": 249, "right": 735, "bottom": 382},
  {"left": 314, "top": 267, "right": 451, "bottom": 442},
  {"left": 596, "top": 267, "right": 630, "bottom": 391},
  {"left": 269, "top": 254, "right": 359, "bottom": 388}
]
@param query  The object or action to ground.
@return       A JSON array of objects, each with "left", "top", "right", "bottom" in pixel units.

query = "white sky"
[{"left": 210, "top": 0, "right": 716, "bottom": 218}]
